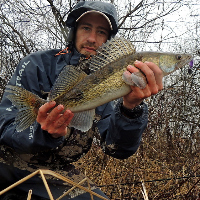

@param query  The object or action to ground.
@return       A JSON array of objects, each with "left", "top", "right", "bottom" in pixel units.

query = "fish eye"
[{"left": 176, "top": 55, "right": 182, "bottom": 60}]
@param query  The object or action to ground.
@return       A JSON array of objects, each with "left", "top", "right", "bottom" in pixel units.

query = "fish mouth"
[
  {"left": 175, "top": 54, "right": 193, "bottom": 70},
  {"left": 180, "top": 54, "right": 193, "bottom": 65}
]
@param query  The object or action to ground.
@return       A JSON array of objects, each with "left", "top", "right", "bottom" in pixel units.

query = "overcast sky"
[
  {"left": 121, "top": 0, "right": 200, "bottom": 53},
  {"left": 147, "top": 0, "right": 199, "bottom": 52}
]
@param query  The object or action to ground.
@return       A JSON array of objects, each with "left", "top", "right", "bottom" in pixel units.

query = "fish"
[{"left": 5, "top": 37, "right": 192, "bottom": 132}]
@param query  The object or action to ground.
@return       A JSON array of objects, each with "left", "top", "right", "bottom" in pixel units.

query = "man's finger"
[
  {"left": 127, "top": 65, "right": 139, "bottom": 73},
  {"left": 45, "top": 104, "right": 64, "bottom": 124},
  {"left": 55, "top": 110, "right": 74, "bottom": 128},
  {"left": 144, "top": 61, "right": 163, "bottom": 91},
  {"left": 37, "top": 101, "right": 56, "bottom": 122},
  {"left": 133, "top": 61, "right": 163, "bottom": 94}
]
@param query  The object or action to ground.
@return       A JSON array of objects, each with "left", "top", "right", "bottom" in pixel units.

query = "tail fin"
[{"left": 5, "top": 85, "right": 46, "bottom": 132}]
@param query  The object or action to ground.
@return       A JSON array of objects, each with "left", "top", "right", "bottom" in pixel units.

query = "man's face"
[{"left": 75, "top": 12, "right": 110, "bottom": 58}]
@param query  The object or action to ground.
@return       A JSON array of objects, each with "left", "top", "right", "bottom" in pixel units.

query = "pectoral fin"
[
  {"left": 131, "top": 72, "right": 147, "bottom": 89},
  {"left": 122, "top": 71, "right": 147, "bottom": 89}
]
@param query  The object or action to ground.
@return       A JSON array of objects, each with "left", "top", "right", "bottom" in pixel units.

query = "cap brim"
[{"left": 76, "top": 10, "right": 113, "bottom": 30}]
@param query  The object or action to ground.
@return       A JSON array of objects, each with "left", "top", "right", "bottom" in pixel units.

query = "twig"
[
  {"left": 56, "top": 178, "right": 88, "bottom": 200},
  {"left": 141, "top": 180, "right": 149, "bottom": 200},
  {"left": 42, "top": 169, "right": 108, "bottom": 200},
  {"left": 87, "top": 178, "right": 94, "bottom": 200},
  {"left": 27, "top": 189, "right": 32, "bottom": 200},
  {"left": 0, "top": 170, "right": 39, "bottom": 196},
  {"left": 0, "top": 169, "right": 108, "bottom": 200},
  {"left": 39, "top": 170, "right": 54, "bottom": 200}
]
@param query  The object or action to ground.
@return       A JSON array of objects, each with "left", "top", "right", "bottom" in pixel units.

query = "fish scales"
[
  {"left": 66, "top": 55, "right": 139, "bottom": 112},
  {"left": 5, "top": 37, "right": 192, "bottom": 132},
  {"left": 49, "top": 39, "right": 137, "bottom": 111}
]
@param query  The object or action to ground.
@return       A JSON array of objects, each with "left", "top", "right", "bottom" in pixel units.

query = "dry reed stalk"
[
  {"left": 0, "top": 169, "right": 108, "bottom": 200},
  {"left": 27, "top": 189, "right": 32, "bottom": 200},
  {"left": 141, "top": 181, "right": 149, "bottom": 200},
  {"left": 39, "top": 170, "right": 54, "bottom": 200},
  {"left": 87, "top": 178, "right": 94, "bottom": 200},
  {"left": 56, "top": 178, "right": 88, "bottom": 200},
  {"left": 0, "top": 170, "right": 39, "bottom": 196}
]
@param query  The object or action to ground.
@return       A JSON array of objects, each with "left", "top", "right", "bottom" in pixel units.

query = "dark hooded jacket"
[
  {"left": 0, "top": 1, "right": 148, "bottom": 199},
  {"left": 0, "top": 48, "right": 148, "bottom": 162},
  {"left": 0, "top": 48, "right": 148, "bottom": 199}
]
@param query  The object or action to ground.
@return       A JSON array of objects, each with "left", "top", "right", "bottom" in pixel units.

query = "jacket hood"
[
  {"left": 66, "top": 1, "right": 118, "bottom": 36},
  {"left": 65, "top": 1, "right": 118, "bottom": 47}
]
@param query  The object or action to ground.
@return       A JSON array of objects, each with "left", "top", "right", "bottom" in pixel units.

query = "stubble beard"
[{"left": 80, "top": 43, "right": 98, "bottom": 57}]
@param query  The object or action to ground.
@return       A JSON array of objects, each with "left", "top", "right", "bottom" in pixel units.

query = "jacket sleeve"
[
  {"left": 0, "top": 52, "right": 66, "bottom": 154},
  {"left": 96, "top": 99, "right": 148, "bottom": 159}
]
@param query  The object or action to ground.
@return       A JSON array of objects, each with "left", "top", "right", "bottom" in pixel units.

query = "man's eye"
[
  {"left": 83, "top": 26, "right": 90, "bottom": 31},
  {"left": 99, "top": 31, "right": 105, "bottom": 35},
  {"left": 98, "top": 30, "right": 108, "bottom": 36}
]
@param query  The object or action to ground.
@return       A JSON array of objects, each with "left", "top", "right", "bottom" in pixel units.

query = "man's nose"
[{"left": 87, "top": 30, "right": 97, "bottom": 44}]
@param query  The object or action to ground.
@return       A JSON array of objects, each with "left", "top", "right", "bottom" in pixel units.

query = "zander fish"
[{"left": 5, "top": 37, "right": 192, "bottom": 132}]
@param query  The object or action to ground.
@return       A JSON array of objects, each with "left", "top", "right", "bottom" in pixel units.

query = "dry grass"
[
  {"left": 74, "top": 68, "right": 200, "bottom": 199},
  {"left": 74, "top": 131, "right": 200, "bottom": 199}
]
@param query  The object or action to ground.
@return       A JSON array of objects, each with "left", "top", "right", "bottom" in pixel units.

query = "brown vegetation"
[{"left": 74, "top": 65, "right": 200, "bottom": 199}]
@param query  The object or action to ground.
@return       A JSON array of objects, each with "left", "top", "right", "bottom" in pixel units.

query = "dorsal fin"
[
  {"left": 88, "top": 37, "right": 136, "bottom": 73},
  {"left": 49, "top": 65, "right": 87, "bottom": 101}
]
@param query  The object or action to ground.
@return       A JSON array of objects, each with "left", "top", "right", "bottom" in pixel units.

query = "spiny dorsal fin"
[
  {"left": 49, "top": 65, "right": 87, "bottom": 101},
  {"left": 88, "top": 37, "right": 136, "bottom": 73}
]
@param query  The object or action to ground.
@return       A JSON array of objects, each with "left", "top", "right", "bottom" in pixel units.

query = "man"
[{"left": 0, "top": 1, "right": 163, "bottom": 199}]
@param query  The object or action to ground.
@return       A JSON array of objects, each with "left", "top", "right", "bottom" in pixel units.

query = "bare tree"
[
  {"left": 0, "top": 0, "right": 74, "bottom": 98},
  {"left": 0, "top": 1, "right": 200, "bottom": 197}
]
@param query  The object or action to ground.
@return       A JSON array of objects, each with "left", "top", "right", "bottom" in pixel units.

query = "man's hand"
[
  {"left": 36, "top": 101, "right": 74, "bottom": 138},
  {"left": 123, "top": 61, "right": 163, "bottom": 109}
]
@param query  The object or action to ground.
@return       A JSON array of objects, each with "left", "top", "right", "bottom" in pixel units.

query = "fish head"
[{"left": 159, "top": 53, "right": 193, "bottom": 75}]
